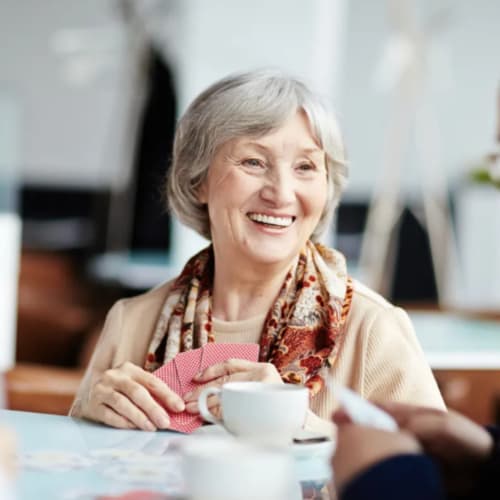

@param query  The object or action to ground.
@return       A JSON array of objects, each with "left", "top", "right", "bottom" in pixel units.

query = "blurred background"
[{"left": 1, "top": 0, "right": 499, "bottom": 423}]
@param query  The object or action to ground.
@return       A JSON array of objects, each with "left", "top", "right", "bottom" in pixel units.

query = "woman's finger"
[
  {"left": 104, "top": 388, "right": 158, "bottom": 431},
  {"left": 139, "top": 370, "right": 186, "bottom": 413},
  {"left": 194, "top": 359, "right": 257, "bottom": 383},
  {"left": 103, "top": 366, "right": 178, "bottom": 429},
  {"left": 184, "top": 369, "right": 258, "bottom": 405},
  {"left": 85, "top": 363, "right": 180, "bottom": 430},
  {"left": 98, "top": 404, "right": 137, "bottom": 430},
  {"left": 93, "top": 382, "right": 156, "bottom": 431},
  {"left": 185, "top": 393, "right": 221, "bottom": 414},
  {"left": 120, "top": 362, "right": 186, "bottom": 414},
  {"left": 111, "top": 376, "right": 171, "bottom": 429}
]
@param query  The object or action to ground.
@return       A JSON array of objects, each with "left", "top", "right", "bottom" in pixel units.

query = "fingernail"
[
  {"left": 185, "top": 402, "right": 198, "bottom": 414},
  {"left": 175, "top": 400, "right": 185, "bottom": 412},
  {"left": 183, "top": 391, "right": 193, "bottom": 401},
  {"left": 155, "top": 412, "right": 170, "bottom": 428},
  {"left": 194, "top": 371, "right": 202, "bottom": 380},
  {"left": 144, "top": 420, "right": 156, "bottom": 432}
]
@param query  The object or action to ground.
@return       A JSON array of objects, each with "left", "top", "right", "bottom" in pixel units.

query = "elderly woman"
[{"left": 70, "top": 69, "right": 444, "bottom": 435}]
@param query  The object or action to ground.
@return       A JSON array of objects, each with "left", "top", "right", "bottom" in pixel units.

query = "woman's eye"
[
  {"left": 297, "top": 162, "right": 316, "bottom": 172},
  {"left": 242, "top": 158, "right": 264, "bottom": 168}
]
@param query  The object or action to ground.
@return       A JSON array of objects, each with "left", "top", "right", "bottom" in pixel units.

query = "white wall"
[
  {"left": 0, "top": 93, "right": 21, "bottom": 371},
  {"left": 339, "top": 0, "right": 500, "bottom": 199},
  {"left": 1, "top": 0, "right": 498, "bottom": 197},
  {"left": 173, "top": 0, "right": 346, "bottom": 113},
  {"left": 0, "top": 0, "right": 346, "bottom": 190},
  {"left": 0, "top": 0, "right": 129, "bottom": 188}
]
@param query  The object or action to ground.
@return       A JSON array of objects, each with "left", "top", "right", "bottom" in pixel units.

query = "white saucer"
[{"left": 193, "top": 425, "right": 335, "bottom": 461}]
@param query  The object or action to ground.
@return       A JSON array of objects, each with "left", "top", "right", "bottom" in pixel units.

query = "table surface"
[{"left": 0, "top": 409, "right": 332, "bottom": 500}]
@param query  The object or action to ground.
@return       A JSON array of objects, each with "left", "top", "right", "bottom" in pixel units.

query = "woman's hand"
[
  {"left": 83, "top": 361, "right": 185, "bottom": 431},
  {"left": 183, "top": 359, "right": 282, "bottom": 416}
]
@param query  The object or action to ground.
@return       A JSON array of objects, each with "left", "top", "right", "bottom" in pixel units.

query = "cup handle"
[{"left": 198, "top": 386, "right": 223, "bottom": 425}]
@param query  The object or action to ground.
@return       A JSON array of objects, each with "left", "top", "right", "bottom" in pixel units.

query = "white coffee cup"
[
  {"left": 180, "top": 436, "right": 299, "bottom": 500},
  {"left": 198, "top": 381, "right": 309, "bottom": 447}
]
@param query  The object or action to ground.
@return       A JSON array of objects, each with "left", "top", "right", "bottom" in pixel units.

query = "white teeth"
[{"left": 248, "top": 213, "right": 293, "bottom": 227}]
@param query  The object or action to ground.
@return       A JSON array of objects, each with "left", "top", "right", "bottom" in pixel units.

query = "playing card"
[
  {"left": 153, "top": 357, "right": 202, "bottom": 433},
  {"left": 327, "top": 380, "right": 398, "bottom": 432},
  {"left": 153, "top": 359, "right": 182, "bottom": 396},
  {"left": 168, "top": 412, "right": 204, "bottom": 434},
  {"left": 200, "top": 342, "right": 260, "bottom": 370},
  {"left": 173, "top": 348, "right": 203, "bottom": 393},
  {"left": 152, "top": 343, "right": 259, "bottom": 434}
]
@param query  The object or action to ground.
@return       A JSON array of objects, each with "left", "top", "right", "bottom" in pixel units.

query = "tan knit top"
[{"left": 70, "top": 279, "right": 445, "bottom": 437}]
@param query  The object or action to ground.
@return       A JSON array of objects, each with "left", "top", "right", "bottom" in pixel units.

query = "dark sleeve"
[
  {"left": 465, "top": 426, "right": 500, "bottom": 500},
  {"left": 339, "top": 454, "right": 445, "bottom": 500}
]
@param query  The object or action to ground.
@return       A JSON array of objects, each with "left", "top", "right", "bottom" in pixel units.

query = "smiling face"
[{"left": 198, "top": 110, "right": 329, "bottom": 270}]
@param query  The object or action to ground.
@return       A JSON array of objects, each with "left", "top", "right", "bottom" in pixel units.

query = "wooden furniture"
[
  {"left": 6, "top": 251, "right": 107, "bottom": 415},
  {"left": 6, "top": 363, "right": 84, "bottom": 415},
  {"left": 434, "top": 369, "right": 500, "bottom": 425}
]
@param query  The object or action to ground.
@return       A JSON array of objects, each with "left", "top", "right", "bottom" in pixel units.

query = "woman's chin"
[{"left": 241, "top": 242, "right": 299, "bottom": 268}]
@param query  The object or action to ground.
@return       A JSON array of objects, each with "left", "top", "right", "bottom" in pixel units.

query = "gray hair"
[{"left": 167, "top": 69, "right": 348, "bottom": 241}]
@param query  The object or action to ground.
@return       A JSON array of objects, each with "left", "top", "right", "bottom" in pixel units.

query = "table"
[{"left": 0, "top": 410, "right": 332, "bottom": 500}]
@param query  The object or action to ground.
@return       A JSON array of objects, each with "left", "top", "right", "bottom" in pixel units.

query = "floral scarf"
[{"left": 145, "top": 240, "right": 353, "bottom": 395}]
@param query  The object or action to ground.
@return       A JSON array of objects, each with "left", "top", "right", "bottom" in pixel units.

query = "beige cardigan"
[{"left": 70, "top": 279, "right": 445, "bottom": 435}]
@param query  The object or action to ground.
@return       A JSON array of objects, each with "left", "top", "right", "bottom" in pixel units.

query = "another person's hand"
[
  {"left": 332, "top": 408, "right": 422, "bottom": 493},
  {"left": 379, "top": 402, "right": 494, "bottom": 495},
  {"left": 183, "top": 359, "right": 282, "bottom": 416},
  {"left": 83, "top": 361, "right": 185, "bottom": 431}
]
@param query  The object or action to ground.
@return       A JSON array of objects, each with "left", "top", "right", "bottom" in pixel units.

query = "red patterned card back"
[
  {"left": 200, "top": 342, "right": 260, "bottom": 370},
  {"left": 173, "top": 348, "right": 203, "bottom": 393}
]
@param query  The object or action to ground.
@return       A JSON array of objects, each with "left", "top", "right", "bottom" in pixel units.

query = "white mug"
[
  {"left": 198, "top": 381, "right": 309, "bottom": 447},
  {"left": 180, "top": 436, "right": 299, "bottom": 500}
]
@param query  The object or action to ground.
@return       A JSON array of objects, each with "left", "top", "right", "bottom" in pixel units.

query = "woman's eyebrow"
[
  {"left": 239, "top": 142, "right": 323, "bottom": 157},
  {"left": 300, "top": 147, "right": 323, "bottom": 157},
  {"left": 238, "top": 141, "right": 270, "bottom": 153}
]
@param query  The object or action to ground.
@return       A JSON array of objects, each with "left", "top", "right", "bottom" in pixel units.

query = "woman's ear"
[{"left": 197, "top": 181, "right": 208, "bottom": 204}]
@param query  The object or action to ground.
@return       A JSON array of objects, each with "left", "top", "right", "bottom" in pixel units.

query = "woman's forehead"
[{"left": 222, "top": 111, "right": 322, "bottom": 152}]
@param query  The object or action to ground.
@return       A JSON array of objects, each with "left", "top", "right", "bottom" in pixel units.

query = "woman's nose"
[{"left": 259, "top": 168, "right": 295, "bottom": 206}]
